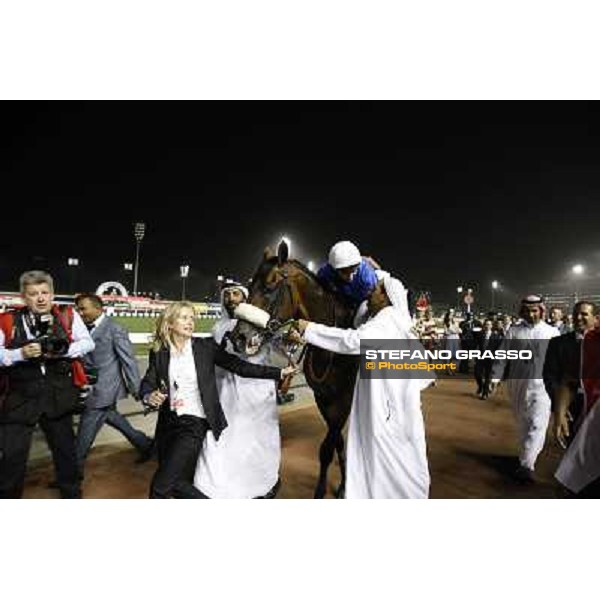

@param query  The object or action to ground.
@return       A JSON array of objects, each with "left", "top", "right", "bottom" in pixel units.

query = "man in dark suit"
[
  {"left": 75, "top": 294, "right": 153, "bottom": 478},
  {"left": 543, "top": 300, "right": 599, "bottom": 448},
  {"left": 474, "top": 318, "right": 503, "bottom": 399}
]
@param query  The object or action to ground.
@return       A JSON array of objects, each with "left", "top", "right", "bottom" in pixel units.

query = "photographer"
[{"left": 0, "top": 271, "right": 94, "bottom": 498}]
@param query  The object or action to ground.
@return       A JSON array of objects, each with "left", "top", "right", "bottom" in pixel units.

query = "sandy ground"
[{"left": 20, "top": 373, "right": 569, "bottom": 499}]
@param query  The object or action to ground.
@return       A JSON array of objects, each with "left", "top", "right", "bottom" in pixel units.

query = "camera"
[
  {"left": 26, "top": 313, "right": 70, "bottom": 357},
  {"left": 35, "top": 335, "right": 70, "bottom": 357}
]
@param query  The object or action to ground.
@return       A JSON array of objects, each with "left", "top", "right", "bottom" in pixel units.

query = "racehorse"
[{"left": 230, "top": 241, "right": 358, "bottom": 498}]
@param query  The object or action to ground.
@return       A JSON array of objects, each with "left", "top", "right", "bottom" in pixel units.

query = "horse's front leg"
[
  {"left": 314, "top": 427, "right": 338, "bottom": 499},
  {"left": 334, "top": 433, "right": 346, "bottom": 499}
]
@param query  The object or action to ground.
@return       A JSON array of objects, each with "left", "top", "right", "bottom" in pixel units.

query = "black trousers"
[
  {"left": 150, "top": 412, "right": 209, "bottom": 499},
  {"left": 0, "top": 412, "right": 81, "bottom": 499},
  {"left": 474, "top": 359, "right": 493, "bottom": 395}
]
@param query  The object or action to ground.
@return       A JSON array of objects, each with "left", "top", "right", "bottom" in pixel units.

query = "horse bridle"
[
  {"left": 255, "top": 265, "right": 300, "bottom": 332},
  {"left": 248, "top": 264, "right": 307, "bottom": 364}
]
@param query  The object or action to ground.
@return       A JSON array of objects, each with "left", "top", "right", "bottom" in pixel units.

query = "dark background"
[{"left": 2, "top": 101, "right": 599, "bottom": 308}]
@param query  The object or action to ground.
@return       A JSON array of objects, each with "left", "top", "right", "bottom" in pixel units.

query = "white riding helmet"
[{"left": 328, "top": 241, "right": 362, "bottom": 270}]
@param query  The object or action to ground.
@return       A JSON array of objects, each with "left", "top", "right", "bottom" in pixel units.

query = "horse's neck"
[{"left": 299, "top": 282, "right": 350, "bottom": 327}]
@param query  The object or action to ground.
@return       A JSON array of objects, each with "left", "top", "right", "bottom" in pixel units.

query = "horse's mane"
[
  {"left": 249, "top": 256, "right": 353, "bottom": 326},
  {"left": 252, "top": 256, "right": 280, "bottom": 286},
  {"left": 289, "top": 259, "right": 323, "bottom": 286},
  {"left": 251, "top": 256, "right": 324, "bottom": 289}
]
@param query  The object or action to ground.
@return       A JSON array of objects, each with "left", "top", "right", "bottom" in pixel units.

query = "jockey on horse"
[
  {"left": 317, "top": 240, "right": 387, "bottom": 327},
  {"left": 317, "top": 241, "right": 382, "bottom": 308}
]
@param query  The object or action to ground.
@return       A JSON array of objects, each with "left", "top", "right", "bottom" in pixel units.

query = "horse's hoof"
[
  {"left": 313, "top": 486, "right": 326, "bottom": 499},
  {"left": 335, "top": 486, "right": 345, "bottom": 499}
]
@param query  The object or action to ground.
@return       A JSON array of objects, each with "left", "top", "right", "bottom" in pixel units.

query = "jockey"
[{"left": 317, "top": 241, "right": 381, "bottom": 310}]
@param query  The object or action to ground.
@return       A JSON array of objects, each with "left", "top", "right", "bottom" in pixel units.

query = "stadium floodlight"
[
  {"left": 180, "top": 264, "right": 190, "bottom": 300},
  {"left": 456, "top": 286, "right": 464, "bottom": 311},
  {"left": 67, "top": 258, "right": 79, "bottom": 294},
  {"left": 491, "top": 280, "right": 499, "bottom": 310},
  {"left": 124, "top": 263, "right": 133, "bottom": 271},
  {"left": 572, "top": 264, "right": 585, "bottom": 302},
  {"left": 133, "top": 222, "right": 146, "bottom": 295}
]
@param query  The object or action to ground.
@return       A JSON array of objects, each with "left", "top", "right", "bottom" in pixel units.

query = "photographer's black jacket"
[
  {"left": 0, "top": 309, "right": 80, "bottom": 424},
  {"left": 140, "top": 337, "right": 282, "bottom": 441}
]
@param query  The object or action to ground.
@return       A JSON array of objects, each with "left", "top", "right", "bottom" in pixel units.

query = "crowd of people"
[
  {"left": 1, "top": 241, "right": 599, "bottom": 499},
  {"left": 413, "top": 296, "right": 600, "bottom": 489}
]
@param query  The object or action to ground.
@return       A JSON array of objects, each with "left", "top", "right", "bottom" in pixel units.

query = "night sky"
[{"left": 2, "top": 101, "right": 600, "bottom": 307}]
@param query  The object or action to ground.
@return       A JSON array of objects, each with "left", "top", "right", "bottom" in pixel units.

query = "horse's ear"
[
  {"left": 264, "top": 246, "right": 275, "bottom": 260},
  {"left": 277, "top": 240, "right": 289, "bottom": 265}
]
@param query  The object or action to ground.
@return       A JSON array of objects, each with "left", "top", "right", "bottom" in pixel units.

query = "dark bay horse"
[{"left": 232, "top": 241, "right": 358, "bottom": 498}]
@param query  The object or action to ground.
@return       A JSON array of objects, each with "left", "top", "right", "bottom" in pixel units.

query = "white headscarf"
[
  {"left": 382, "top": 275, "right": 413, "bottom": 334},
  {"left": 221, "top": 283, "right": 249, "bottom": 304},
  {"left": 213, "top": 283, "right": 250, "bottom": 344}
]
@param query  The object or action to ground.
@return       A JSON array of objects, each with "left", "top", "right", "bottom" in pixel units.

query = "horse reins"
[
  {"left": 305, "top": 290, "right": 336, "bottom": 384},
  {"left": 253, "top": 261, "right": 338, "bottom": 382}
]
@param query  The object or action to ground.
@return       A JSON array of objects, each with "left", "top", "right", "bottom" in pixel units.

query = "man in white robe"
[
  {"left": 293, "top": 275, "right": 431, "bottom": 499},
  {"left": 194, "top": 283, "right": 281, "bottom": 498},
  {"left": 490, "top": 295, "right": 559, "bottom": 482}
]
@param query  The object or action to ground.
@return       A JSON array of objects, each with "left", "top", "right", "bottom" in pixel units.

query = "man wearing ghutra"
[
  {"left": 291, "top": 275, "right": 431, "bottom": 499},
  {"left": 194, "top": 282, "right": 282, "bottom": 498},
  {"left": 490, "top": 294, "right": 559, "bottom": 482}
]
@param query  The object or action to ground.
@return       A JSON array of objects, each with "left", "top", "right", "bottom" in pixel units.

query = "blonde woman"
[{"left": 140, "top": 301, "right": 295, "bottom": 499}]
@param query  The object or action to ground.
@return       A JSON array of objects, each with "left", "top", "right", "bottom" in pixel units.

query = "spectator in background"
[
  {"left": 548, "top": 306, "right": 568, "bottom": 335},
  {"left": 474, "top": 318, "right": 503, "bottom": 399},
  {"left": 501, "top": 314, "right": 513, "bottom": 335},
  {"left": 544, "top": 301, "right": 599, "bottom": 448},
  {"left": 564, "top": 313, "right": 575, "bottom": 333},
  {"left": 443, "top": 308, "right": 461, "bottom": 375},
  {"left": 415, "top": 308, "right": 438, "bottom": 350},
  {"left": 458, "top": 313, "right": 479, "bottom": 374},
  {"left": 490, "top": 295, "right": 559, "bottom": 483}
]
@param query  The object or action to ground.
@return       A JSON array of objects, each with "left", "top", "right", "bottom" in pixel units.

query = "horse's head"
[{"left": 229, "top": 240, "right": 313, "bottom": 356}]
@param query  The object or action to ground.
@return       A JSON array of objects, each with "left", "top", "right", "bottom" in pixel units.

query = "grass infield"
[
  {"left": 113, "top": 316, "right": 216, "bottom": 334},
  {"left": 114, "top": 316, "right": 216, "bottom": 356}
]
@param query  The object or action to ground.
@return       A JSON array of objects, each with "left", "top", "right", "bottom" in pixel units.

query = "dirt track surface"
[{"left": 22, "top": 376, "right": 566, "bottom": 499}]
